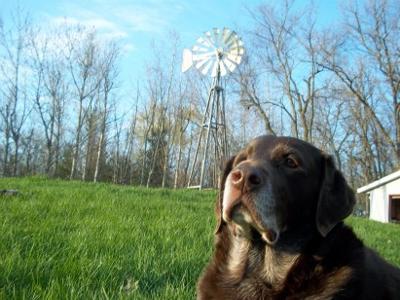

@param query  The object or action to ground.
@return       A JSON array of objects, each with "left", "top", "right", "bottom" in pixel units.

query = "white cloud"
[
  {"left": 38, "top": 1, "right": 185, "bottom": 54},
  {"left": 121, "top": 43, "right": 135, "bottom": 54},
  {"left": 111, "top": 5, "right": 171, "bottom": 33},
  {"left": 47, "top": 14, "right": 128, "bottom": 40},
  {"left": 56, "top": 1, "right": 183, "bottom": 34},
  {"left": 33, "top": 0, "right": 187, "bottom": 76}
]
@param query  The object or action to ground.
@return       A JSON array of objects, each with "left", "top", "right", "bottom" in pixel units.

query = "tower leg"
[
  {"left": 199, "top": 84, "right": 217, "bottom": 189},
  {"left": 187, "top": 77, "right": 216, "bottom": 188}
]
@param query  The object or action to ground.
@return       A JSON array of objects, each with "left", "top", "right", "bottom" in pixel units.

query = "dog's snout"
[{"left": 230, "top": 165, "right": 264, "bottom": 192}]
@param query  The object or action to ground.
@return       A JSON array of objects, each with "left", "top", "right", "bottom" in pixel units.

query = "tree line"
[{"left": 0, "top": 0, "right": 398, "bottom": 198}]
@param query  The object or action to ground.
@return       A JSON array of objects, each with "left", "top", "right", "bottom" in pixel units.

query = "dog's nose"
[
  {"left": 230, "top": 169, "right": 244, "bottom": 186},
  {"left": 230, "top": 166, "right": 263, "bottom": 191}
]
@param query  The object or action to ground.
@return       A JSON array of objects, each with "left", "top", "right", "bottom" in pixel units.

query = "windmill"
[{"left": 182, "top": 28, "right": 244, "bottom": 189}]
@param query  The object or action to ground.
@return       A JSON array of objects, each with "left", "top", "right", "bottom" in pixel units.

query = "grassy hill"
[{"left": 1, "top": 177, "right": 399, "bottom": 299}]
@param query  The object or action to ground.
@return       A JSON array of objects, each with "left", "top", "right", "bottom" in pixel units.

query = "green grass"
[
  {"left": 0, "top": 177, "right": 399, "bottom": 299},
  {"left": 346, "top": 217, "right": 400, "bottom": 267},
  {"left": 0, "top": 177, "right": 215, "bottom": 299}
]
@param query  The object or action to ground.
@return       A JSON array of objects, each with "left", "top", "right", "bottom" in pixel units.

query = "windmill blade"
[
  {"left": 210, "top": 60, "right": 220, "bottom": 77},
  {"left": 192, "top": 51, "right": 214, "bottom": 62},
  {"left": 199, "top": 58, "right": 214, "bottom": 75},
  {"left": 195, "top": 56, "right": 211, "bottom": 70},
  {"left": 196, "top": 36, "right": 214, "bottom": 49},
  {"left": 212, "top": 28, "right": 222, "bottom": 48},
  {"left": 203, "top": 31, "right": 217, "bottom": 49},
  {"left": 222, "top": 57, "right": 237, "bottom": 73},
  {"left": 218, "top": 60, "right": 228, "bottom": 77},
  {"left": 227, "top": 54, "right": 242, "bottom": 66},
  {"left": 222, "top": 28, "right": 234, "bottom": 44},
  {"left": 192, "top": 44, "right": 211, "bottom": 53},
  {"left": 228, "top": 45, "right": 245, "bottom": 55},
  {"left": 226, "top": 49, "right": 244, "bottom": 64}
]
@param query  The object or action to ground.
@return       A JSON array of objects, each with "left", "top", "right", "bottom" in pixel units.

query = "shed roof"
[{"left": 357, "top": 169, "right": 400, "bottom": 194}]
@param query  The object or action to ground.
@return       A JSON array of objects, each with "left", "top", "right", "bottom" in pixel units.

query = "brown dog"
[{"left": 197, "top": 135, "right": 400, "bottom": 299}]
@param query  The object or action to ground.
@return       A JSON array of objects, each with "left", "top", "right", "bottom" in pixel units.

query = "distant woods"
[{"left": 0, "top": 0, "right": 399, "bottom": 191}]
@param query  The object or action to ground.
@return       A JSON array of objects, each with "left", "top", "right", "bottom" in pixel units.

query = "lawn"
[{"left": 0, "top": 177, "right": 399, "bottom": 299}]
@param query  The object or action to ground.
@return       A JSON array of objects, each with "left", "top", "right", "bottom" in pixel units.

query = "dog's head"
[{"left": 215, "top": 135, "right": 355, "bottom": 247}]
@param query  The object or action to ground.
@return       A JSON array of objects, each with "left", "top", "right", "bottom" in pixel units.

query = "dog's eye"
[{"left": 285, "top": 156, "right": 298, "bottom": 168}]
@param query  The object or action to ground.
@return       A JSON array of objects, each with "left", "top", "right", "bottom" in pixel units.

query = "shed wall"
[{"left": 369, "top": 178, "right": 400, "bottom": 223}]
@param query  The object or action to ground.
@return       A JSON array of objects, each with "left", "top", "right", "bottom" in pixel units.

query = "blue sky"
[{"left": 2, "top": 0, "right": 340, "bottom": 95}]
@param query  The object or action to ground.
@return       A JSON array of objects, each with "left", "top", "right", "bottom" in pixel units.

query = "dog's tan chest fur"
[
  {"left": 227, "top": 236, "right": 298, "bottom": 285},
  {"left": 225, "top": 236, "right": 353, "bottom": 300},
  {"left": 261, "top": 246, "right": 299, "bottom": 286},
  {"left": 227, "top": 236, "right": 251, "bottom": 278}
]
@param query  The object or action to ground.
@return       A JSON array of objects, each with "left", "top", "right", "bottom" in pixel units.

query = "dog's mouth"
[
  {"left": 222, "top": 177, "right": 282, "bottom": 246},
  {"left": 229, "top": 204, "right": 280, "bottom": 245}
]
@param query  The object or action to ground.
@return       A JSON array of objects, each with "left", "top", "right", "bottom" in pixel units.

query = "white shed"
[{"left": 357, "top": 170, "right": 400, "bottom": 223}]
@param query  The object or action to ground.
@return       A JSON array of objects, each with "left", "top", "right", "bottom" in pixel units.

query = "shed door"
[{"left": 389, "top": 195, "right": 400, "bottom": 222}]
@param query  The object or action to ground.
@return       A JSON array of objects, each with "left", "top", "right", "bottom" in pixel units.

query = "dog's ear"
[
  {"left": 316, "top": 153, "right": 355, "bottom": 237},
  {"left": 215, "top": 156, "right": 236, "bottom": 234}
]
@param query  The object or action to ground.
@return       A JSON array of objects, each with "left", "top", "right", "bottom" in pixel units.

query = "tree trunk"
[
  {"left": 70, "top": 99, "right": 84, "bottom": 179},
  {"left": 2, "top": 128, "right": 10, "bottom": 176},
  {"left": 174, "top": 133, "right": 183, "bottom": 189},
  {"left": 93, "top": 130, "right": 104, "bottom": 183},
  {"left": 146, "top": 133, "right": 162, "bottom": 188},
  {"left": 12, "top": 138, "right": 20, "bottom": 176},
  {"left": 161, "top": 131, "right": 173, "bottom": 188}
]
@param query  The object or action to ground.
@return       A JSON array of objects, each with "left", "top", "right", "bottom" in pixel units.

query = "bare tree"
[
  {"left": 0, "top": 9, "right": 32, "bottom": 176},
  {"left": 173, "top": 92, "right": 191, "bottom": 189},
  {"left": 93, "top": 42, "right": 119, "bottom": 182},
  {"left": 63, "top": 26, "right": 103, "bottom": 179},
  {"left": 236, "top": 55, "right": 277, "bottom": 135},
  {"left": 242, "top": 0, "right": 325, "bottom": 142},
  {"left": 319, "top": 0, "right": 400, "bottom": 167},
  {"left": 138, "top": 99, "right": 157, "bottom": 185},
  {"left": 30, "top": 28, "right": 68, "bottom": 176},
  {"left": 348, "top": 0, "right": 400, "bottom": 161},
  {"left": 121, "top": 89, "right": 139, "bottom": 184},
  {"left": 111, "top": 106, "right": 124, "bottom": 184}
]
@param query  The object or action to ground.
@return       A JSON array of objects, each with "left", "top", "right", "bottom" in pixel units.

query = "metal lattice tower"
[{"left": 182, "top": 28, "right": 244, "bottom": 189}]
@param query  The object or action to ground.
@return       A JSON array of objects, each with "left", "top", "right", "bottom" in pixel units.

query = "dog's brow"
[
  {"left": 270, "top": 143, "right": 293, "bottom": 159},
  {"left": 247, "top": 145, "right": 254, "bottom": 155},
  {"left": 234, "top": 152, "right": 247, "bottom": 165}
]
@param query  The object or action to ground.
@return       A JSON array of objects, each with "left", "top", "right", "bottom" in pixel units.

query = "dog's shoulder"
[
  {"left": 198, "top": 223, "right": 400, "bottom": 300},
  {"left": 279, "top": 224, "right": 361, "bottom": 299},
  {"left": 349, "top": 247, "right": 400, "bottom": 299},
  {"left": 319, "top": 224, "right": 400, "bottom": 300}
]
